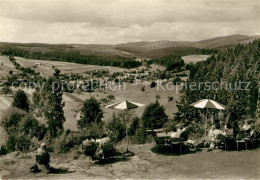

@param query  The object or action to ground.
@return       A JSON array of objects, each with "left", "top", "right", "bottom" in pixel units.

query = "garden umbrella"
[
  {"left": 106, "top": 99, "right": 145, "bottom": 147},
  {"left": 190, "top": 99, "right": 227, "bottom": 136}
]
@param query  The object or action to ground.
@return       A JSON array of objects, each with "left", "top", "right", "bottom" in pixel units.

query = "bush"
[
  {"left": 134, "top": 125, "right": 147, "bottom": 144},
  {"left": 141, "top": 86, "right": 145, "bottom": 92},
  {"left": 172, "top": 77, "right": 182, "bottom": 85},
  {"left": 1, "top": 86, "right": 12, "bottom": 96},
  {"left": 128, "top": 117, "right": 140, "bottom": 136},
  {"left": 83, "top": 122, "right": 104, "bottom": 140},
  {"left": 155, "top": 95, "right": 160, "bottom": 99},
  {"left": 77, "top": 97, "right": 103, "bottom": 129},
  {"left": 3, "top": 108, "right": 26, "bottom": 134},
  {"left": 0, "top": 145, "right": 8, "bottom": 155},
  {"left": 3, "top": 108, "right": 47, "bottom": 152},
  {"left": 106, "top": 113, "right": 125, "bottom": 142},
  {"left": 58, "top": 132, "right": 85, "bottom": 154},
  {"left": 12, "top": 90, "right": 30, "bottom": 112},
  {"left": 107, "top": 94, "right": 115, "bottom": 100},
  {"left": 150, "top": 81, "right": 157, "bottom": 88},
  {"left": 142, "top": 100, "right": 168, "bottom": 130}
]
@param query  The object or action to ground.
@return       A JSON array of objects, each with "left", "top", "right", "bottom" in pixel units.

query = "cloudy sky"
[{"left": 0, "top": 0, "right": 259, "bottom": 44}]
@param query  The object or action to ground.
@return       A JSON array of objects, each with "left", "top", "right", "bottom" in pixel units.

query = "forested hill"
[{"left": 183, "top": 40, "right": 260, "bottom": 120}]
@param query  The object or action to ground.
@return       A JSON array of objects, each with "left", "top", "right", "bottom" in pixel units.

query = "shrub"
[
  {"left": 0, "top": 145, "right": 8, "bottom": 155},
  {"left": 83, "top": 122, "right": 104, "bottom": 140},
  {"left": 128, "top": 117, "right": 140, "bottom": 136},
  {"left": 150, "top": 81, "right": 157, "bottom": 88},
  {"left": 107, "top": 94, "right": 115, "bottom": 100},
  {"left": 3, "top": 108, "right": 47, "bottom": 152},
  {"left": 172, "top": 77, "right": 182, "bottom": 85},
  {"left": 58, "top": 133, "right": 84, "bottom": 154},
  {"left": 141, "top": 86, "right": 145, "bottom": 92},
  {"left": 1, "top": 86, "right": 12, "bottom": 96},
  {"left": 142, "top": 100, "right": 168, "bottom": 130},
  {"left": 155, "top": 95, "right": 160, "bottom": 99},
  {"left": 134, "top": 124, "right": 148, "bottom": 144},
  {"left": 77, "top": 97, "right": 103, "bottom": 129},
  {"left": 106, "top": 113, "right": 125, "bottom": 142},
  {"left": 12, "top": 90, "right": 30, "bottom": 112},
  {"left": 3, "top": 108, "right": 26, "bottom": 134}
]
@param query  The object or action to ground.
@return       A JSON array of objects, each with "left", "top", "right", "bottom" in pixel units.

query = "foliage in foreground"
[
  {"left": 33, "top": 76, "right": 65, "bottom": 139},
  {"left": 2, "top": 107, "right": 47, "bottom": 152}
]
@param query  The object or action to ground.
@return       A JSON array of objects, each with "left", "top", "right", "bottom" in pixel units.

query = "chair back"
[
  {"left": 170, "top": 138, "right": 181, "bottom": 144},
  {"left": 225, "top": 128, "right": 234, "bottom": 135}
]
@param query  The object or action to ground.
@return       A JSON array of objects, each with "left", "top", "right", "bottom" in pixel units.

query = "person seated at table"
[
  {"left": 170, "top": 125, "right": 186, "bottom": 139},
  {"left": 208, "top": 125, "right": 216, "bottom": 148},
  {"left": 208, "top": 124, "right": 225, "bottom": 148},
  {"left": 242, "top": 120, "right": 251, "bottom": 133},
  {"left": 224, "top": 122, "right": 234, "bottom": 138}
]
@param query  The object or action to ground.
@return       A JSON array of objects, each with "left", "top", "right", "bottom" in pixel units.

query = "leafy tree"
[
  {"left": 77, "top": 97, "right": 103, "bottom": 129},
  {"left": 12, "top": 90, "right": 30, "bottom": 112},
  {"left": 53, "top": 68, "right": 61, "bottom": 78},
  {"left": 128, "top": 117, "right": 140, "bottom": 136},
  {"left": 33, "top": 77, "right": 65, "bottom": 139},
  {"left": 2, "top": 107, "right": 47, "bottom": 152},
  {"left": 142, "top": 100, "right": 168, "bottom": 130},
  {"left": 106, "top": 113, "right": 125, "bottom": 142},
  {"left": 1, "top": 86, "right": 12, "bottom": 96}
]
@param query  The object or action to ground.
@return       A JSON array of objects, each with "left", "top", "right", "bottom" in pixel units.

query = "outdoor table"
[{"left": 236, "top": 139, "right": 248, "bottom": 150}]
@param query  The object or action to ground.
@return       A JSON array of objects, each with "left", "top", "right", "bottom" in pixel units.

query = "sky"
[{"left": 0, "top": 0, "right": 259, "bottom": 44}]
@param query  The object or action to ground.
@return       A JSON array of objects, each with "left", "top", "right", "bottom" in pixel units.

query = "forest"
[
  {"left": 0, "top": 47, "right": 141, "bottom": 68},
  {"left": 175, "top": 40, "right": 260, "bottom": 127}
]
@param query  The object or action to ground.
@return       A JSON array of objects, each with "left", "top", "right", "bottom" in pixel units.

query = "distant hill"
[
  {"left": 193, "top": 34, "right": 260, "bottom": 49},
  {"left": 0, "top": 34, "right": 259, "bottom": 58}
]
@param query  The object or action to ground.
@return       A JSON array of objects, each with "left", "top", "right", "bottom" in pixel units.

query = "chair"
[
  {"left": 168, "top": 138, "right": 182, "bottom": 153},
  {"left": 236, "top": 132, "right": 250, "bottom": 150},
  {"left": 224, "top": 128, "right": 235, "bottom": 150},
  {"left": 154, "top": 132, "right": 171, "bottom": 145}
]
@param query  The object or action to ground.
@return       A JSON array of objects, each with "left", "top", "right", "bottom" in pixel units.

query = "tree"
[
  {"left": 33, "top": 77, "right": 65, "bottom": 139},
  {"left": 1, "top": 86, "right": 12, "bottom": 96},
  {"left": 53, "top": 68, "right": 61, "bottom": 78},
  {"left": 12, "top": 90, "right": 30, "bottom": 112},
  {"left": 106, "top": 113, "right": 125, "bottom": 142},
  {"left": 77, "top": 97, "right": 103, "bottom": 129},
  {"left": 142, "top": 100, "right": 168, "bottom": 130}
]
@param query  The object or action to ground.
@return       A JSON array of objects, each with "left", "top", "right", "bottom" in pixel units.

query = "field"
[
  {"left": 0, "top": 56, "right": 19, "bottom": 78},
  {"left": 181, "top": 54, "right": 210, "bottom": 64},
  {"left": 0, "top": 56, "right": 176, "bottom": 132},
  {"left": 1, "top": 144, "right": 259, "bottom": 179}
]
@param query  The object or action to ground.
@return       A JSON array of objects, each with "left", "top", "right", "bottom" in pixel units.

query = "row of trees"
[{"left": 1, "top": 47, "right": 142, "bottom": 68}]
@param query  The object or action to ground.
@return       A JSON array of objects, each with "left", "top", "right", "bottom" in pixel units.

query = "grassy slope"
[{"left": 1, "top": 144, "right": 259, "bottom": 179}]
